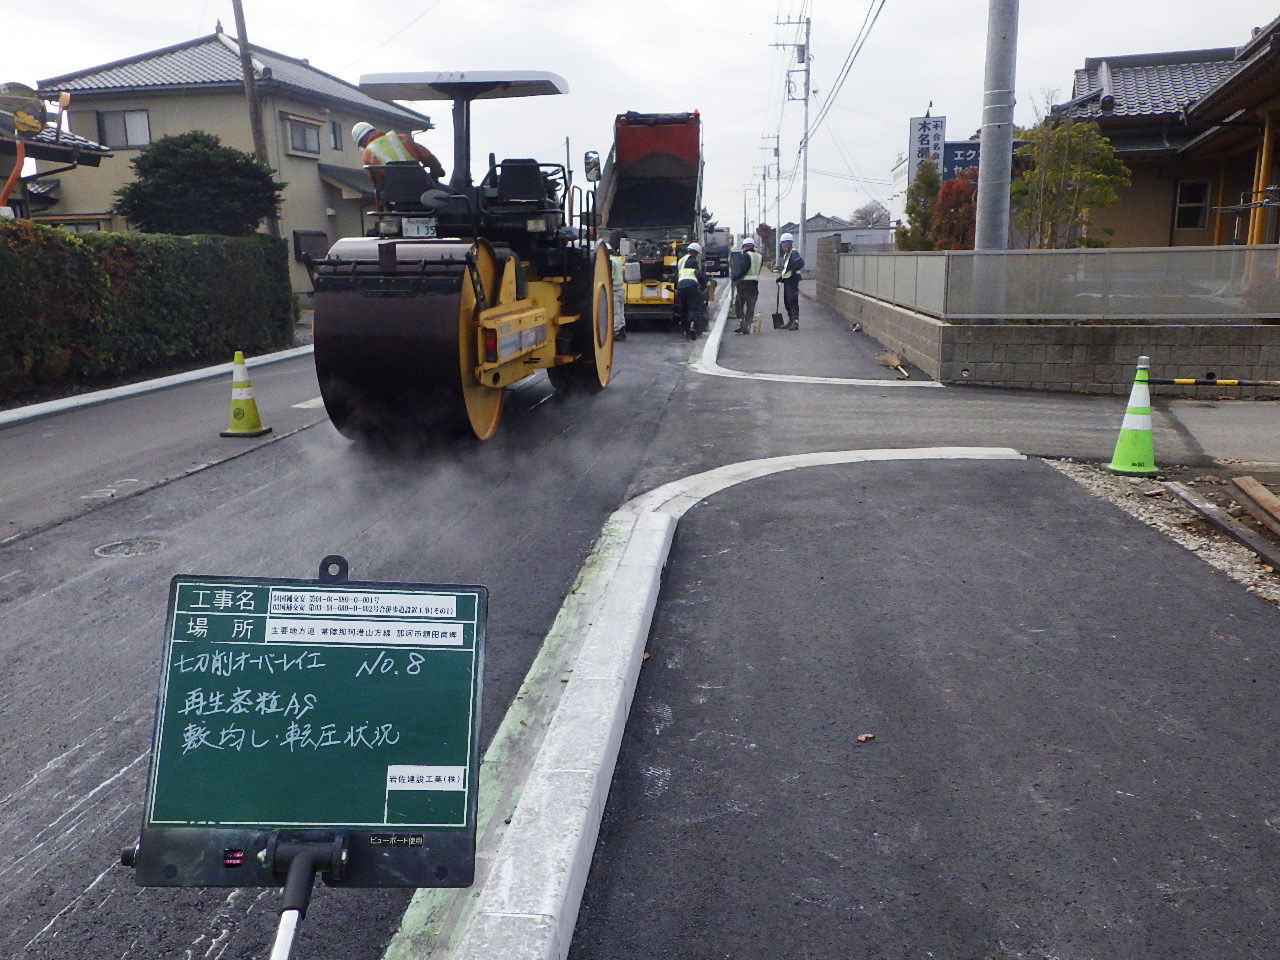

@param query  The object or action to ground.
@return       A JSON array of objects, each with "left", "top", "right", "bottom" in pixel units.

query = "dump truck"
[
  {"left": 597, "top": 111, "right": 702, "bottom": 326},
  {"left": 307, "top": 71, "right": 613, "bottom": 443},
  {"left": 701, "top": 226, "right": 732, "bottom": 277}
]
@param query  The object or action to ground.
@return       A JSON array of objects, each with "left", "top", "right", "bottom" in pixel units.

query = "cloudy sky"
[{"left": 8, "top": 1, "right": 1280, "bottom": 231}]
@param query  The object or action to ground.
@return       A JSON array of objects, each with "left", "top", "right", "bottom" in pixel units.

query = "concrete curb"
[
  {"left": 0, "top": 344, "right": 314, "bottom": 428},
  {"left": 451, "top": 511, "right": 676, "bottom": 960}
]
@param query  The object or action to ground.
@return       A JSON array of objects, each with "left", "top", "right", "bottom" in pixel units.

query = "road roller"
[{"left": 308, "top": 72, "right": 613, "bottom": 442}]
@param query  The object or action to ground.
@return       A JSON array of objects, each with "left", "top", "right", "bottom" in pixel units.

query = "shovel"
[{"left": 771, "top": 281, "right": 785, "bottom": 329}]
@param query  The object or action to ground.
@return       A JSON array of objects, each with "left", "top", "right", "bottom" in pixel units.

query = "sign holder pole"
[{"left": 266, "top": 834, "right": 349, "bottom": 960}]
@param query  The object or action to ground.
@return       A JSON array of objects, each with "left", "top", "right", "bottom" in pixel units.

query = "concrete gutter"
[{"left": 0, "top": 345, "right": 314, "bottom": 428}]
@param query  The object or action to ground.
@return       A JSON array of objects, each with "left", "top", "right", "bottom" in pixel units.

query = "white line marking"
[
  {"left": 292, "top": 397, "right": 326, "bottom": 409},
  {"left": 692, "top": 286, "right": 944, "bottom": 388}
]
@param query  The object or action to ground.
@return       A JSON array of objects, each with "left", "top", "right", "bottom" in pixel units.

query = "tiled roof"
[
  {"left": 39, "top": 33, "right": 429, "bottom": 128},
  {"left": 28, "top": 121, "right": 111, "bottom": 154},
  {"left": 1061, "top": 49, "right": 1238, "bottom": 119},
  {"left": 0, "top": 121, "right": 112, "bottom": 164}
]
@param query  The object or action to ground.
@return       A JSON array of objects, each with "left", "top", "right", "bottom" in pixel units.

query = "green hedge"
[{"left": 0, "top": 220, "right": 295, "bottom": 401}]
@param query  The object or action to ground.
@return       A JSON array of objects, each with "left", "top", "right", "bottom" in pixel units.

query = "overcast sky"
[{"left": 8, "top": 1, "right": 1280, "bottom": 232}]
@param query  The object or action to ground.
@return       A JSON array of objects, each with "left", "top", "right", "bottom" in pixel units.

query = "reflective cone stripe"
[
  {"left": 1107, "top": 356, "right": 1156, "bottom": 476},
  {"left": 220, "top": 350, "right": 272, "bottom": 438}
]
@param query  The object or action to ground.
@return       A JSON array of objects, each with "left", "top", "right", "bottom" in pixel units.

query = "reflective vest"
[
  {"left": 677, "top": 254, "right": 699, "bottom": 283},
  {"left": 779, "top": 250, "right": 798, "bottom": 280},
  {"left": 743, "top": 250, "right": 763, "bottom": 279},
  {"left": 365, "top": 131, "right": 415, "bottom": 164},
  {"left": 610, "top": 254, "right": 624, "bottom": 285}
]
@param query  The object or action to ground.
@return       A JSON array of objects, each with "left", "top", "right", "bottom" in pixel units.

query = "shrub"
[{"left": 0, "top": 221, "right": 293, "bottom": 400}]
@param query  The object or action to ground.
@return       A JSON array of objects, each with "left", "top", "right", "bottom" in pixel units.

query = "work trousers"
[
  {"left": 676, "top": 281, "right": 704, "bottom": 333},
  {"left": 736, "top": 279, "right": 759, "bottom": 322},
  {"left": 613, "top": 281, "right": 626, "bottom": 333},
  {"left": 781, "top": 280, "right": 800, "bottom": 322}
]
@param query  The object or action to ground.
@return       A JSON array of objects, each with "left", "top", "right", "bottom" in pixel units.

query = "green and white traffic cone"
[
  {"left": 1107, "top": 355, "right": 1157, "bottom": 476},
  {"left": 219, "top": 350, "right": 272, "bottom": 438}
]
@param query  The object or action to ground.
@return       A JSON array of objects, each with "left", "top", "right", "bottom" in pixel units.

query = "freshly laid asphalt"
[{"left": 563, "top": 281, "right": 1280, "bottom": 958}]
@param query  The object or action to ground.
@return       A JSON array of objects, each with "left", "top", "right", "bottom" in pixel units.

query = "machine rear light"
[
  {"left": 526, "top": 217, "right": 546, "bottom": 232},
  {"left": 483, "top": 329, "right": 498, "bottom": 363}
]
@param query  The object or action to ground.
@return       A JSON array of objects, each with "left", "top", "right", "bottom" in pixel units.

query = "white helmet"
[
  {"left": 687, "top": 242, "right": 702, "bottom": 253},
  {"left": 351, "top": 122, "right": 376, "bottom": 147},
  {"left": 742, "top": 237, "right": 755, "bottom": 247},
  {"left": 780, "top": 232, "right": 795, "bottom": 242}
]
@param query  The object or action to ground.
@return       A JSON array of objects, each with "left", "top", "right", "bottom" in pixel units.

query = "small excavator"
[{"left": 309, "top": 72, "right": 612, "bottom": 442}]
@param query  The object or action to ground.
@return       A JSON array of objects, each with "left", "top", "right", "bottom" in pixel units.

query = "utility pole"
[
  {"left": 231, "top": 0, "right": 279, "bottom": 237},
  {"left": 973, "top": 0, "right": 1019, "bottom": 322},
  {"left": 775, "top": 18, "right": 811, "bottom": 261},
  {"left": 975, "top": 0, "right": 1018, "bottom": 251}
]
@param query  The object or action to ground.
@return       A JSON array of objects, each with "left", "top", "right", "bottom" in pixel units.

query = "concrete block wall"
[{"left": 815, "top": 241, "right": 1280, "bottom": 398}]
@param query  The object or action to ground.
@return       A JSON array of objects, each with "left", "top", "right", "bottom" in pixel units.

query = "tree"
[
  {"left": 1011, "top": 118, "right": 1130, "bottom": 248},
  {"left": 929, "top": 167, "right": 978, "bottom": 249},
  {"left": 895, "top": 158, "right": 940, "bottom": 251},
  {"left": 113, "top": 131, "right": 285, "bottom": 235},
  {"left": 849, "top": 200, "right": 890, "bottom": 227}
]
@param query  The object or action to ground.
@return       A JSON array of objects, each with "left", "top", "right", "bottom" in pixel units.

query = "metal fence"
[{"left": 838, "top": 245, "right": 1280, "bottom": 321}]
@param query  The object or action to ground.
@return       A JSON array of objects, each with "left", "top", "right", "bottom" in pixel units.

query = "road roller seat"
[
  {"left": 496, "top": 159, "right": 548, "bottom": 204},
  {"left": 380, "top": 161, "right": 433, "bottom": 210}
]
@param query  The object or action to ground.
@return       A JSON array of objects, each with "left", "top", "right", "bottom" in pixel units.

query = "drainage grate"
[{"left": 94, "top": 538, "right": 164, "bottom": 558}]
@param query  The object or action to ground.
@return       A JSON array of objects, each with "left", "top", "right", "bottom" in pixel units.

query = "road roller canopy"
[{"left": 359, "top": 71, "right": 569, "bottom": 102}]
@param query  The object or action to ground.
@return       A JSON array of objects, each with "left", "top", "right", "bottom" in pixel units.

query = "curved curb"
[
  {"left": 690, "top": 282, "right": 943, "bottom": 388},
  {"left": 439, "top": 446, "right": 1025, "bottom": 960},
  {"left": 0, "top": 345, "right": 315, "bottom": 429}
]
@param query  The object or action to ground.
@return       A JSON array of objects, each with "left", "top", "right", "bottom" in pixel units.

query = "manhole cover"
[{"left": 94, "top": 538, "right": 164, "bottom": 558}]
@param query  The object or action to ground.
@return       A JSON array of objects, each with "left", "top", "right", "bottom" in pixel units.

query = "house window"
[
  {"left": 98, "top": 110, "right": 150, "bottom": 148},
  {"left": 1175, "top": 180, "right": 1210, "bottom": 230},
  {"left": 330, "top": 120, "right": 343, "bottom": 151},
  {"left": 288, "top": 117, "right": 321, "bottom": 154}
]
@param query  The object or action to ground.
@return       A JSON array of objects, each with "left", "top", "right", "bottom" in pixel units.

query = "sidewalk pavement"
[{"left": 419, "top": 276, "right": 1280, "bottom": 959}]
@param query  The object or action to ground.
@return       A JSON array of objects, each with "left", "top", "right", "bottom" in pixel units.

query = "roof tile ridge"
[{"left": 215, "top": 32, "right": 269, "bottom": 79}]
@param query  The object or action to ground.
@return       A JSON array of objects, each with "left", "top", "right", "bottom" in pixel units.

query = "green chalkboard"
[{"left": 130, "top": 567, "right": 485, "bottom": 888}]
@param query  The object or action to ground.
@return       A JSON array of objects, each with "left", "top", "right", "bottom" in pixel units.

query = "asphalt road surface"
[{"left": 0, "top": 339, "right": 688, "bottom": 960}]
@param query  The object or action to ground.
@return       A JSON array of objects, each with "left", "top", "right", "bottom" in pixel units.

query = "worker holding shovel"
[{"left": 775, "top": 233, "right": 804, "bottom": 330}]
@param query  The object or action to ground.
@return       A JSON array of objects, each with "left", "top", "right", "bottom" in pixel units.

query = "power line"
[{"left": 805, "top": 0, "right": 887, "bottom": 142}]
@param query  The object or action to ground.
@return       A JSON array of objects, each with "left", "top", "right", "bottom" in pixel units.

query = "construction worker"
[
  {"left": 609, "top": 241, "right": 627, "bottom": 340},
  {"left": 352, "top": 122, "right": 445, "bottom": 186},
  {"left": 675, "top": 241, "right": 707, "bottom": 340},
  {"left": 776, "top": 232, "right": 805, "bottom": 330},
  {"left": 731, "top": 237, "right": 763, "bottom": 335}
]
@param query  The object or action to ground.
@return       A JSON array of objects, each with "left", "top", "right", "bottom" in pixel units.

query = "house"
[
  {"left": 34, "top": 23, "right": 433, "bottom": 299},
  {"left": 1053, "top": 14, "right": 1280, "bottom": 248},
  {"left": 781, "top": 213, "right": 894, "bottom": 264}
]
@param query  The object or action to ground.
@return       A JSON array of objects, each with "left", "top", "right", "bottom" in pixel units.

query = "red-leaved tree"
[{"left": 929, "top": 167, "right": 978, "bottom": 250}]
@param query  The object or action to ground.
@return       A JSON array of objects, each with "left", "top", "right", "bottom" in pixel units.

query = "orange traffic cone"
[{"left": 219, "top": 350, "right": 272, "bottom": 438}]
